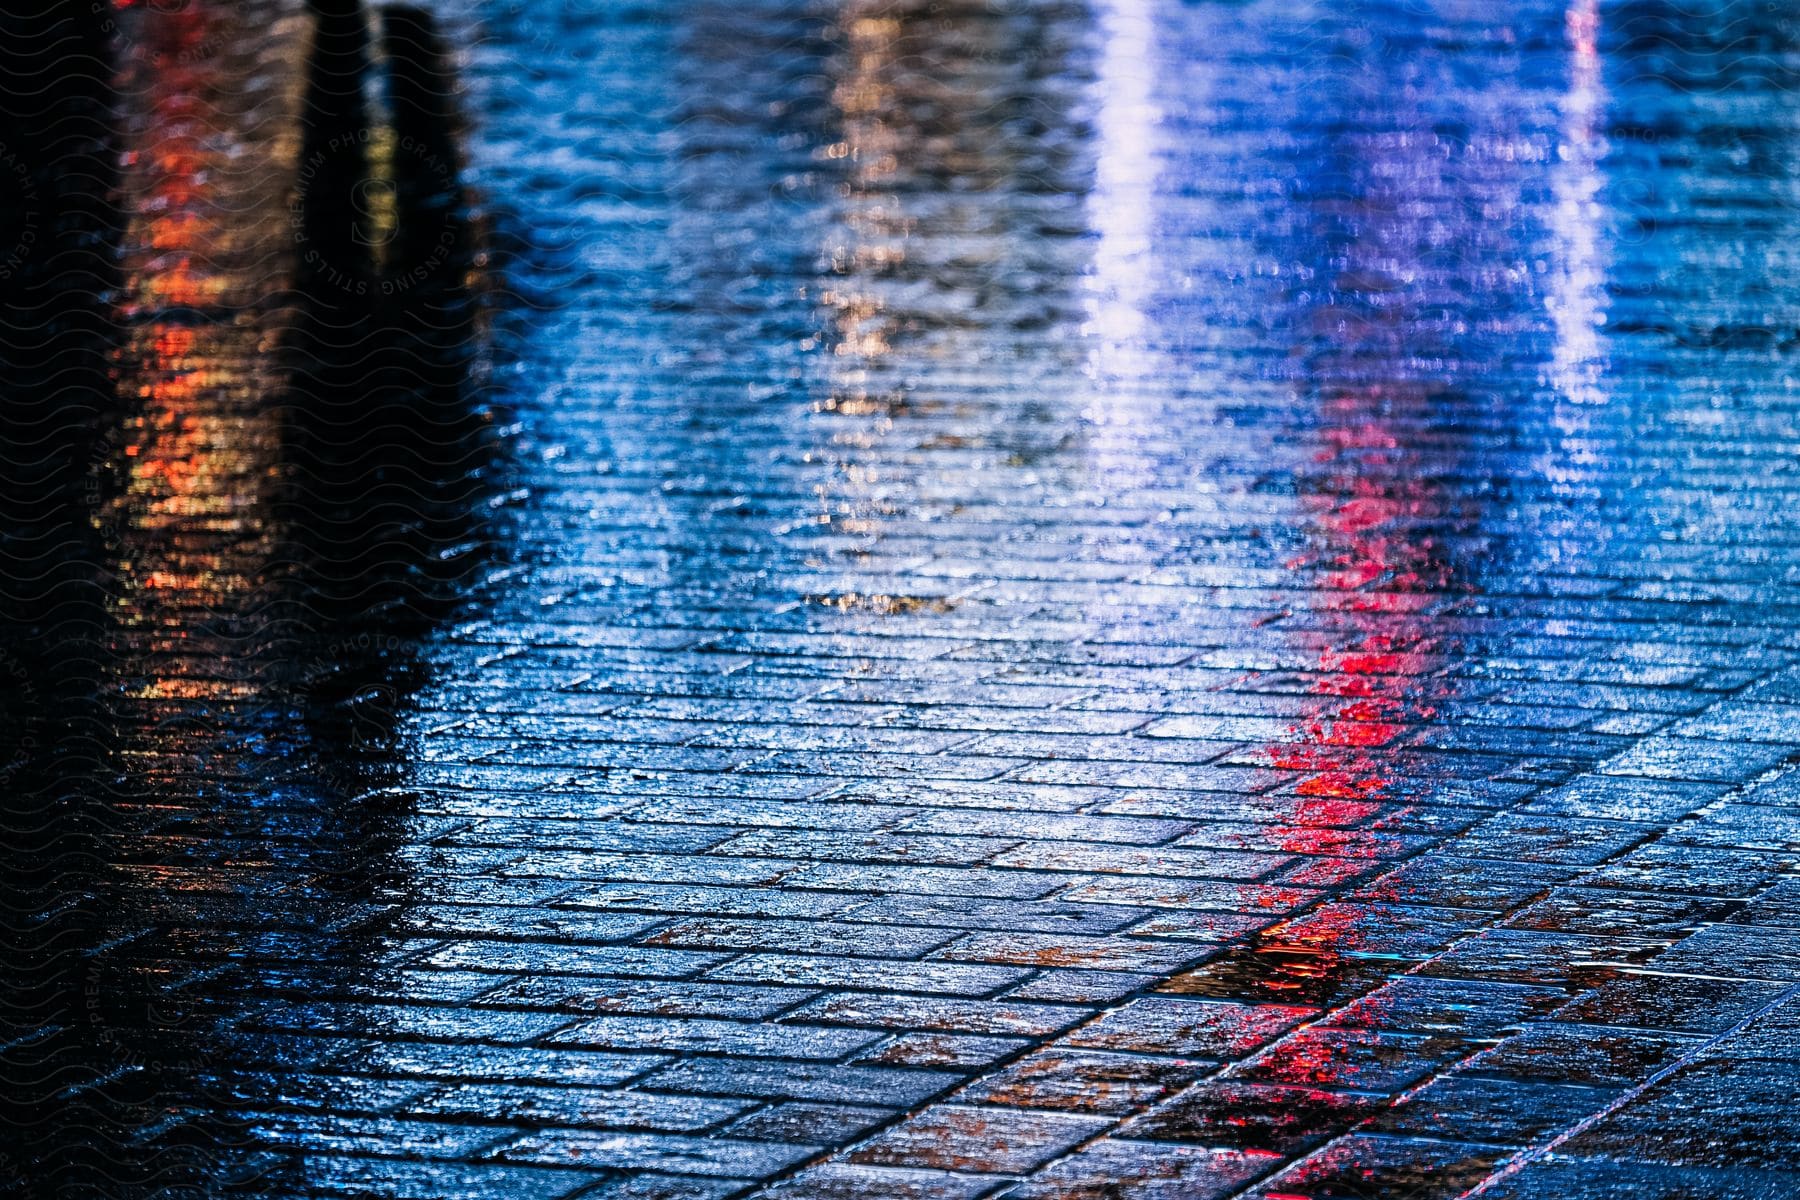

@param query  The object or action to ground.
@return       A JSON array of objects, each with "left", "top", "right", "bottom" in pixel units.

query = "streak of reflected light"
[
  {"left": 1080, "top": 0, "right": 1166, "bottom": 497},
  {"left": 1085, "top": 0, "right": 1160, "bottom": 356},
  {"left": 1547, "top": 0, "right": 1609, "bottom": 426}
]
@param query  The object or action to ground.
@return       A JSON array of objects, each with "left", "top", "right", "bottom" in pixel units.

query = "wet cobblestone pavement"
[{"left": 6, "top": 0, "right": 1800, "bottom": 1197}]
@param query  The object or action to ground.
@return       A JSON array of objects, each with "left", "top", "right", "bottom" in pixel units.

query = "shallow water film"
[{"left": 5, "top": 0, "right": 1800, "bottom": 1197}]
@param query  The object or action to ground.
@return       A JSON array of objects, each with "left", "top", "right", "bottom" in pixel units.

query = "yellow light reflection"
[{"left": 822, "top": 10, "right": 907, "bottom": 378}]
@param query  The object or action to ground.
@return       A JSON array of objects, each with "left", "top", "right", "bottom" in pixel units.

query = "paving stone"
[
  {"left": 707, "top": 955, "right": 1027, "bottom": 998},
  {"left": 990, "top": 842, "right": 1291, "bottom": 881},
  {"left": 403, "top": 1084, "right": 751, "bottom": 1132},
  {"left": 1552, "top": 974, "right": 1789, "bottom": 1035},
  {"left": 784, "top": 995, "right": 1087, "bottom": 1038},
  {"left": 576, "top": 1175, "right": 744, "bottom": 1200},
  {"left": 1262, "top": 902, "right": 1472, "bottom": 959},
  {"left": 1417, "top": 930, "right": 1665, "bottom": 990},
  {"left": 852, "top": 1033, "right": 1030, "bottom": 1070},
  {"left": 754, "top": 1163, "right": 998, "bottom": 1200},
  {"left": 1157, "top": 947, "right": 1401, "bottom": 1010},
  {"left": 1175, "top": 823, "right": 1433, "bottom": 860},
  {"left": 1560, "top": 1059, "right": 1800, "bottom": 1170},
  {"left": 847, "top": 1105, "right": 1110, "bottom": 1174},
  {"left": 1583, "top": 844, "right": 1791, "bottom": 899},
  {"left": 196, "top": 1071, "right": 433, "bottom": 1116},
  {"left": 1466, "top": 1023, "right": 1704, "bottom": 1088},
  {"left": 1647, "top": 926, "right": 1800, "bottom": 982},
  {"left": 1003, "top": 1140, "right": 1273, "bottom": 1200},
  {"left": 779, "top": 862, "right": 1074, "bottom": 900},
  {"left": 566, "top": 884, "right": 854, "bottom": 920},
  {"left": 1245, "top": 1134, "right": 1503, "bottom": 1200},
  {"left": 714, "top": 830, "right": 1022, "bottom": 868},
  {"left": 900, "top": 811, "right": 1195, "bottom": 846},
  {"left": 957, "top": 1050, "right": 1214, "bottom": 1116},
  {"left": 476, "top": 977, "right": 817, "bottom": 1019},
  {"left": 640, "top": 1060, "right": 959, "bottom": 1107},
  {"left": 1504, "top": 888, "right": 1736, "bottom": 939},
  {"left": 1691, "top": 993, "right": 1800, "bottom": 1063},
  {"left": 1230, "top": 1027, "right": 1475, "bottom": 1093},
  {"left": 1521, "top": 777, "right": 1728, "bottom": 823},
  {"left": 356, "top": 1043, "right": 670, "bottom": 1088},
  {"left": 1727, "top": 876, "right": 1800, "bottom": 927},
  {"left": 1356, "top": 856, "right": 1575, "bottom": 911},
  {"left": 491, "top": 1129, "right": 815, "bottom": 1176},
  {"left": 723, "top": 1103, "right": 895, "bottom": 1145},
  {"left": 397, "top": 907, "right": 667, "bottom": 944},
  {"left": 838, "top": 895, "right": 1151, "bottom": 937},
  {"left": 1002, "top": 970, "right": 1158, "bottom": 1005},
  {"left": 1479, "top": 1157, "right": 1800, "bottom": 1200},
  {"left": 296, "top": 1157, "right": 601, "bottom": 1199},
  {"left": 935, "top": 933, "right": 1211, "bottom": 975},
  {"left": 1060, "top": 879, "right": 1315, "bottom": 915},
  {"left": 1063, "top": 998, "right": 1312, "bottom": 1058},
  {"left": 628, "top": 799, "right": 914, "bottom": 833},
  {"left": 424, "top": 943, "right": 729, "bottom": 979},
  {"left": 1368, "top": 1075, "right": 1618, "bottom": 1146},
  {"left": 644, "top": 919, "right": 958, "bottom": 959},
  {"left": 453, "top": 821, "right": 734, "bottom": 854},
  {"left": 249, "top": 1114, "right": 512, "bottom": 1159},
  {"left": 1671, "top": 806, "right": 1800, "bottom": 853},
  {"left": 250, "top": 1003, "right": 573, "bottom": 1046},
  {"left": 1601, "top": 739, "right": 1795, "bottom": 784},
  {"left": 1126, "top": 1080, "right": 1381, "bottom": 1154},
  {"left": 1315, "top": 976, "right": 1566, "bottom": 1038},
  {"left": 546, "top": 1016, "right": 880, "bottom": 1060}
]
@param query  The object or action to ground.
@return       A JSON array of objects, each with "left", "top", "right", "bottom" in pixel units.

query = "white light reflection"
[
  {"left": 1082, "top": 0, "right": 1164, "bottom": 489},
  {"left": 1547, "top": 0, "right": 1609, "bottom": 425}
]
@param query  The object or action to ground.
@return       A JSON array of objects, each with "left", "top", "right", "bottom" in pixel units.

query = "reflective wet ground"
[{"left": 4, "top": 0, "right": 1800, "bottom": 1196}]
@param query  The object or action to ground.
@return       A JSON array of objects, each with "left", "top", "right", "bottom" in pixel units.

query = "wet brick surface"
[{"left": 4, "top": 0, "right": 1800, "bottom": 1197}]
